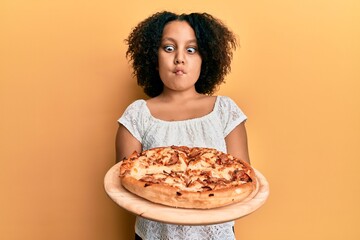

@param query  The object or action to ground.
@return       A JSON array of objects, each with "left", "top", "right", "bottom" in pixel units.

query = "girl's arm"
[
  {"left": 225, "top": 122, "right": 251, "bottom": 164},
  {"left": 115, "top": 124, "right": 142, "bottom": 163}
]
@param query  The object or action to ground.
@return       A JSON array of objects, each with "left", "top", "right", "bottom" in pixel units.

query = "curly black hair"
[{"left": 125, "top": 11, "right": 237, "bottom": 97}]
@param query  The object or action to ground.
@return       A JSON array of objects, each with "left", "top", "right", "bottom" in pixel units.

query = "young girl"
[{"left": 116, "top": 11, "right": 250, "bottom": 240}]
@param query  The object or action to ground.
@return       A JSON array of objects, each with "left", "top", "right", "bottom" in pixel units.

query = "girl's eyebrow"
[{"left": 161, "top": 37, "right": 197, "bottom": 44}]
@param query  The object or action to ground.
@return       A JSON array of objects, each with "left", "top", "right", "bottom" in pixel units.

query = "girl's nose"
[
  {"left": 174, "top": 50, "right": 185, "bottom": 64},
  {"left": 174, "top": 58, "right": 185, "bottom": 64}
]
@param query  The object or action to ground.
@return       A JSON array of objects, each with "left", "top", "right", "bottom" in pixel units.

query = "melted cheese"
[
  {"left": 214, "top": 165, "right": 242, "bottom": 180},
  {"left": 125, "top": 147, "right": 250, "bottom": 192}
]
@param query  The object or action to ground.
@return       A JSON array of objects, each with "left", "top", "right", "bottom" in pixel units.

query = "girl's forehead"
[{"left": 162, "top": 20, "right": 196, "bottom": 42}]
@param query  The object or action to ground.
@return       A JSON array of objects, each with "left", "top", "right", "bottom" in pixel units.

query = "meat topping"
[{"left": 166, "top": 152, "right": 179, "bottom": 166}]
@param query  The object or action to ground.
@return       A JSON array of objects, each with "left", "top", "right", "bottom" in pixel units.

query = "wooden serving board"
[{"left": 104, "top": 162, "right": 269, "bottom": 225}]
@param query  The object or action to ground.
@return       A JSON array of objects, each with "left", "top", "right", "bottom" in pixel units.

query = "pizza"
[{"left": 119, "top": 146, "right": 257, "bottom": 209}]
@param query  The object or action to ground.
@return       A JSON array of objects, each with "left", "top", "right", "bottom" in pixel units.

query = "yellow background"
[{"left": 1, "top": 0, "right": 359, "bottom": 239}]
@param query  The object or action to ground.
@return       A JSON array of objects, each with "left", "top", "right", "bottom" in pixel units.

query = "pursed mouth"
[
  {"left": 174, "top": 70, "right": 185, "bottom": 75},
  {"left": 174, "top": 69, "right": 185, "bottom": 75}
]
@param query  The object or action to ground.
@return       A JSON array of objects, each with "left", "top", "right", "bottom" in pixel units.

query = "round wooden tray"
[{"left": 104, "top": 162, "right": 269, "bottom": 225}]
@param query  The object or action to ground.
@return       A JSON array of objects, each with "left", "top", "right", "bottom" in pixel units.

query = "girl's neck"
[
  {"left": 157, "top": 88, "right": 202, "bottom": 102},
  {"left": 146, "top": 91, "right": 216, "bottom": 122}
]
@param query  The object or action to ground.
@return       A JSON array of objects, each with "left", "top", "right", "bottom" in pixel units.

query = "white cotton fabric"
[{"left": 118, "top": 95, "right": 247, "bottom": 240}]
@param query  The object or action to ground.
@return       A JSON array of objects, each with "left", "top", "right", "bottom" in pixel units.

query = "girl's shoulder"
[
  {"left": 122, "top": 99, "right": 149, "bottom": 117},
  {"left": 214, "top": 96, "right": 247, "bottom": 119},
  {"left": 214, "top": 95, "right": 238, "bottom": 109},
  {"left": 125, "top": 99, "right": 147, "bottom": 109}
]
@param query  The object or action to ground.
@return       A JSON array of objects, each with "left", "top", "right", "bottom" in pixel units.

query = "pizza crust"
[{"left": 120, "top": 146, "right": 257, "bottom": 209}]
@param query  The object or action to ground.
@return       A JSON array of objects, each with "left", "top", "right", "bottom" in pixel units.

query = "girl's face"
[{"left": 158, "top": 20, "right": 202, "bottom": 94}]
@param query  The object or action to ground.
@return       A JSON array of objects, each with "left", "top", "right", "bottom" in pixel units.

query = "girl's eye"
[
  {"left": 164, "top": 45, "right": 175, "bottom": 52},
  {"left": 187, "top": 47, "right": 197, "bottom": 54}
]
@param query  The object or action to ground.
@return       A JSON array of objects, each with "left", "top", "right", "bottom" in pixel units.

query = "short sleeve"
[
  {"left": 118, "top": 100, "right": 145, "bottom": 143},
  {"left": 217, "top": 96, "right": 247, "bottom": 137}
]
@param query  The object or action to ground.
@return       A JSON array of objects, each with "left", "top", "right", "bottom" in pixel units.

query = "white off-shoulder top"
[{"left": 118, "top": 96, "right": 247, "bottom": 240}]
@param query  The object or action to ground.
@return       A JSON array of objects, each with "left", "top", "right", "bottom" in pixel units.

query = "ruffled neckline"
[{"left": 141, "top": 96, "right": 220, "bottom": 124}]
